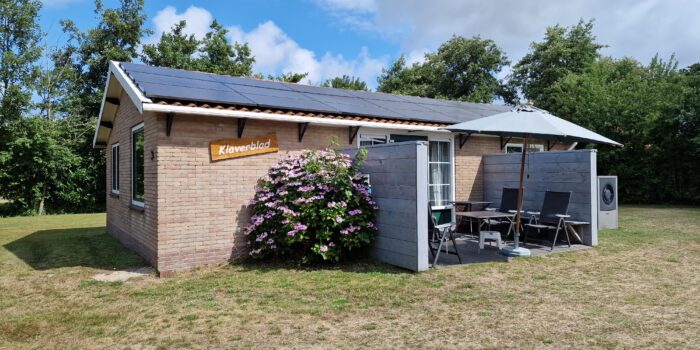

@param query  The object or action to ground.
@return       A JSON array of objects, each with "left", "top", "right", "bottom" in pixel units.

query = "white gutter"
[{"left": 142, "top": 103, "right": 450, "bottom": 132}]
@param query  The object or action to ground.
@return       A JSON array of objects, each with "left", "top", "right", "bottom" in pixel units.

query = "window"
[
  {"left": 428, "top": 140, "right": 451, "bottom": 206},
  {"left": 505, "top": 143, "right": 544, "bottom": 154},
  {"left": 111, "top": 143, "right": 120, "bottom": 194},
  {"left": 131, "top": 123, "right": 145, "bottom": 207},
  {"left": 359, "top": 133, "right": 388, "bottom": 147}
]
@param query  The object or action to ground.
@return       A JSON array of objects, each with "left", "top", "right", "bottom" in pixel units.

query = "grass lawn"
[{"left": 0, "top": 207, "right": 698, "bottom": 349}]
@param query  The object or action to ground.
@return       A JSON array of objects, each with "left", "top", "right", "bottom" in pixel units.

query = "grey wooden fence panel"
[
  {"left": 483, "top": 150, "right": 598, "bottom": 246},
  {"left": 342, "top": 141, "right": 429, "bottom": 271}
]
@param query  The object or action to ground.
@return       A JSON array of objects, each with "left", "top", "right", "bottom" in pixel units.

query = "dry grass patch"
[{"left": 0, "top": 206, "right": 698, "bottom": 349}]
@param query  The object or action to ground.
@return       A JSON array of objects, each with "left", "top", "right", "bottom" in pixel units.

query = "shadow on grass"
[
  {"left": 3, "top": 226, "right": 147, "bottom": 270},
  {"left": 237, "top": 254, "right": 412, "bottom": 275}
]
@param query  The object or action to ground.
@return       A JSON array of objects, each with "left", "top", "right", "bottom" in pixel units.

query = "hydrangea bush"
[{"left": 245, "top": 147, "right": 378, "bottom": 263}]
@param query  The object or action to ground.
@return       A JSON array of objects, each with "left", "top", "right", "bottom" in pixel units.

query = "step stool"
[{"left": 479, "top": 231, "right": 502, "bottom": 252}]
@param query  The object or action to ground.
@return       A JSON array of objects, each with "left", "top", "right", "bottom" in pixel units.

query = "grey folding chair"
[
  {"left": 485, "top": 187, "right": 521, "bottom": 239},
  {"left": 524, "top": 191, "right": 572, "bottom": 250},
  {"left": 428, "top": 204, "right": 463, "bottom": 266}
]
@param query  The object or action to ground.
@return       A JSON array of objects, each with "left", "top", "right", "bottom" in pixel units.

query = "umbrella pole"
[{"left": 501, "top": 136, "right": 531, "bottom": 257}]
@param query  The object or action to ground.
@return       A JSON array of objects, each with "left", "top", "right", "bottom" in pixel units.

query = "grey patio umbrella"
[{"left": 444, "top": 106, "right": 621, "bottom": 256}]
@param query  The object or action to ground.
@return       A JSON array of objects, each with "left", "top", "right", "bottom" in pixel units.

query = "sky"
[{"left": 39, "top": 0, "right": 700, "bottom": 89}]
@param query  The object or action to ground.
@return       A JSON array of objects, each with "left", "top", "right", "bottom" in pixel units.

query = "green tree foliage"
[
  {"left": 142, "top": 19, "right": 255, "bottom": 77},
  {"left": 252, "top": 71, "right": 309, "bottom": 83},
  {"left": 321, "top": 75, "right": 368, "bottom": 91},
  {"left": 543, "top": 56, "right": 699, "bottom": 203},
  {"left": 197, "top": 20, "right": 254, "bottom": 76},
  {"left": 0, "top": 0, "right": 42, "bottom": 132},
  {"left": 141, "top": 20, "right": 198, "bottom": 70},
  {"left": 0, "top": 117, "right": 85, "bottom": 214},
  {"left": 60, "top": 0, "right": 150, "bottom": 118},
  {"left": 377, "top": 36, "right": 510, "bottom": 103},
  {"left": 510, "top": 19, "right": 605, "bottom": 104}
]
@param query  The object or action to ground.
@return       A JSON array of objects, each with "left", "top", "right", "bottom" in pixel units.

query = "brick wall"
[
  {"left": 154, "top": 113, "right": 345, "bottom": 273},
  {"left": 105, "top": 93, "right": 158, "bottom": 265}
]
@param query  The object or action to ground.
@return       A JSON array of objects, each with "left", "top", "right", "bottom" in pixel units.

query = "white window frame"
[
  {"left": 504, "top": 142, "right": 545, "bottom": 154},
  {"left": 427, "top": 137, "right": 453, "bottom": 208},
  {"left": 358, "top": 133, "right": 388, "bottom": 146},
  {"left": 131, "top": 123, "right": 145, "bottom": 207},
  {"left": 355, "top": 128, "right": 455, "bottom": 211},
  {"left": 111, "top": 143, "right": 120, "bottom": 194}
]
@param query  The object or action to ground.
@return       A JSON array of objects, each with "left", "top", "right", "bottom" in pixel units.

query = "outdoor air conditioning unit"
[{"left": 597, "top": 176, "right": 618, "bottom": 229}]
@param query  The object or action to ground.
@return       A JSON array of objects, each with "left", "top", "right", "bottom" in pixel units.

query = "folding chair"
[
  {"left": 524, "top": 191, "right": 572, "bottom": 250},
  {"left": 485, "top": 187, "right": 521, "bottom": 239},
  {"left": 428, "top": 204, "right": 463, "bottom": 266}
]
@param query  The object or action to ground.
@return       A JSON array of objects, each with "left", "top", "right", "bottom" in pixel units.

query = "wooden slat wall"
[
  {"left": 342, "top": 141, "right": 429, "bottom": 271},
  {"left": 483, "top": 150, "right": 598, "bottom": 245}
]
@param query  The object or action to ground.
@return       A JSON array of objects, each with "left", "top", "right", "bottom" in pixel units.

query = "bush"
[{"left": 245, "top": 148, "right": 378, "bottom": 263}]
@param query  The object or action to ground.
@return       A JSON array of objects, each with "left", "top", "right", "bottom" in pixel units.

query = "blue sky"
[{"left": 40, "top": 0, "right": 700, "bottom": 89}]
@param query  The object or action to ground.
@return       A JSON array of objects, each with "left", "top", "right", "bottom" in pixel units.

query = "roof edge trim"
[
  {"left": 92, "top": 61, "right": 153, "bottom": 148},
  {"left": 111, "top": 61, "right": 152, "bottom": 110},
  {"left": 142, "top": 103, "right": 449, "bottom": 133}
]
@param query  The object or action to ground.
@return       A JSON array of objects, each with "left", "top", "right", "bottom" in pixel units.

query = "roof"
[{"left": 93, "top": 61, "right": 511, "bottom": 147}]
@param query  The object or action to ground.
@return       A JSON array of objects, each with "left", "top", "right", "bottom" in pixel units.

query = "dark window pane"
[{"left": 132, "top": 127, "right": 144, "bottom": 203}]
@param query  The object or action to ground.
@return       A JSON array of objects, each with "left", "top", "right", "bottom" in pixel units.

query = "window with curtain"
[
  {"left": 132, "top": 124, "right": 145, "bottom": 206},
  {"left": 428, "top": 140, "right": 451, "bottom": 206}
]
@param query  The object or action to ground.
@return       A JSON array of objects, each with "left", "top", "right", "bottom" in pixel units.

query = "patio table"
[{"left": 451, "top": 201, "right": 493, "bottom": 233}]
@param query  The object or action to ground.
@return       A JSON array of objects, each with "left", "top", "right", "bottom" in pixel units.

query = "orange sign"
[{"left": 210, "top": 133, "right": 279, "bottom": 161}]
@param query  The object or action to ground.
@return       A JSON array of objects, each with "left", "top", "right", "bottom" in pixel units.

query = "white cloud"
[
  {"left": 319, "top": 0, "right": 700, "bottom": 68},
  {"left": 148, "top": 6, "right": 387, "bottom": 88},
  {"left": 228, "top": 20, "right": 388, "bottom": 87},
  {"left": 151, "top": 6, "right": 214, "bottom": 40}
]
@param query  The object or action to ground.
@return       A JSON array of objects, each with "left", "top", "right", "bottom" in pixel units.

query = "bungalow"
[{"left": 93, "top": 61, "right": 573, "bottom": 275}]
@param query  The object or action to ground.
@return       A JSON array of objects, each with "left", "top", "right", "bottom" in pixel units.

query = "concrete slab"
[
  {"left": 432, "top": 234, "right": 591, "bottom": 266},
  {"left": 92, "top": 267, "right": 154, "bottom": 282}
]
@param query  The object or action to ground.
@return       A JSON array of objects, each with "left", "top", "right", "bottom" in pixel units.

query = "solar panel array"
[{"left": 120, "top": 62, "right": 511, "bottom": 124}]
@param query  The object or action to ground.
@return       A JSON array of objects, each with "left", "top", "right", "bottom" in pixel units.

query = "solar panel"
[
  {"left": 119, "top": 62, "right": 514, "bottom": 125},
  {"left": 212, "top": 74, "right": 296, "bottom": 90},
  {"left": 121, "top": 62, "right": 218, "bottom": 83},
  {"left": 127, "top": 71, "right": 231, "bottom": 92},
  {"left": 345, "top": 89, "right": 409, "bottom": 102},
  {"left": 302, "top": 93, "right": 396, "bottom": 118},
  {"left": 286, "top": 83, "right": 355, "bottom": 97},
  {"left": 224, "top": 84, "right": 339, "bottom": 112},
  {"left": 137, "top": 82, "right": 255, "bottom": 106}
]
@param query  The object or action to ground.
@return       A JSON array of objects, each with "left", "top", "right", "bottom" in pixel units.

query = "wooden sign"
[{"left": 210, "top": 133, "right": 279, "bottom": 161}]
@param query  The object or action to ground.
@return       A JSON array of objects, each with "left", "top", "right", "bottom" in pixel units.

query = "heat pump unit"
[{"left": 598, "top": 176, "right": 618, "bottom": 229}]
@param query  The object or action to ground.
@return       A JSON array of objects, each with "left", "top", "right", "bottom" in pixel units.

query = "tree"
[
  {"left": 60, "top": 0, "right": 151, "bottom": 119},
  {"left": 252, "top": 71, "right": 308, "bottom": 83},
  {"left": 45, "top": 0, "right": 151, "bottom": 213},
  {"left": 141, "top": 20, "right": 199, "bottom": 70},
  {"left": 543, "top": 56, "right": 692, "bottom": 203},
  {"left": 510, "top": 19, "right": 605, "bottom": 104},
  {"left": 377, "top": 36, "right": 510, "bottom": 103},
  {"left": 321, "top": 75, "right": 368, "bottom": 91},
  {"left": 0, "top": 117, "right": 84, "bottom": 214},
  {"left": 196, "top": 20, "right": 254, "bottom": 76},
  {"left": 0, "top": 0, "right": 42, "bottom": 131}
]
